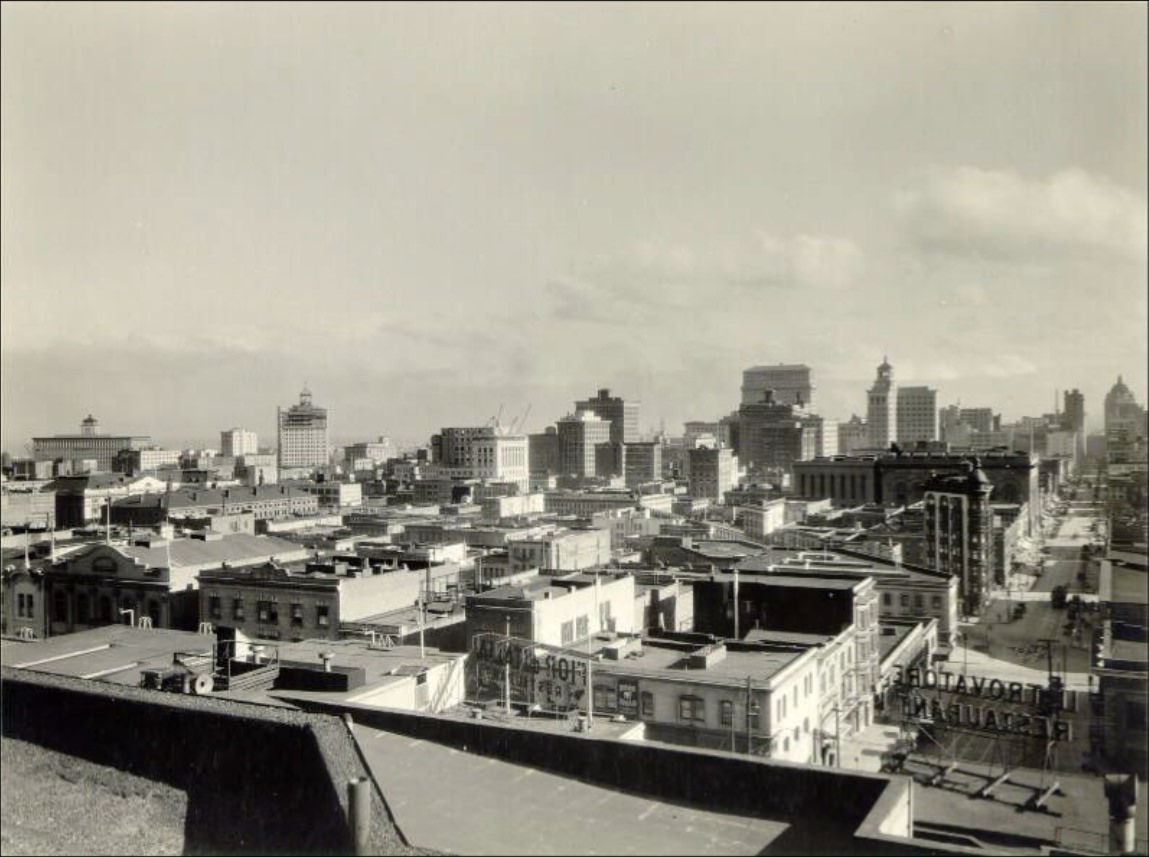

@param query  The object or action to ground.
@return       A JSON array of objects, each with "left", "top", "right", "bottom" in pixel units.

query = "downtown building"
[
  {"left": 686, "top": 447, "right": 736, "bottom": 503},
  {"left": 737, "top": 391, "right": 817, "bottom": 479},
  {"left": 277, "top": 388, "right": 329, "bottom": 474},
  {"left": 220, "top": 428, "right": 259, "bottom": 459},
  {"left": 430, "top": 426, "right": 529, "bottom": 493},
  {"left": 922, "top": 462, "right": 995, "bottom": 618},
  {"left": 556, "top": 411, "right": 612, "bottom": 480},
  {"left": 1104, "top": 375, "right": 1148, "bottom": 465},
  {"left": 574, "top": 388, "right": 640, "bottom": 445},
  {"left": 793, "top": 449, "right": 1040, "bottom": 533},
  {"left": 895, "top": 386, "right": 938, "bottom": 446},
  {"left": 33, "top": 415, "right": 151, "bottom": 474},
  {"left": 865, "top": 359, "right": 897, "bottom": 449},
  {"left": 741, "top": 364, "right": 814, "bottom": 408}
]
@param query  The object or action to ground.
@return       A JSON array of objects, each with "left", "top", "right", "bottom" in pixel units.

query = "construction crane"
[{"left": 510, "top": 403, "right": 532, "bottom": 435}]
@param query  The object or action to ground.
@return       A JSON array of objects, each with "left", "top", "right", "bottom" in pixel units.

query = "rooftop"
[
  {"left": 1, "top": 625, "right": 218, "bottom": 685},
  {"left": 601, "top": 641, "right": 810, "bottom": 687},
  {"left": 119, "top": 533, "right": 308, "bottom": 570}
]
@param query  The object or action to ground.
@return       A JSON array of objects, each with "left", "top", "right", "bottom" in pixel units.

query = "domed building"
[{"left": 1103, "top": 376, "right": 1147, "bottom": 465}]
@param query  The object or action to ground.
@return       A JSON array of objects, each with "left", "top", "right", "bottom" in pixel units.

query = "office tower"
[
  {"left": 277, "top": 387, "right": 329, "bottom": 470},
  {"left": 896, "top": 386, "right": 938, "bottom": 445},
  {"left": 220, "top": 428, "right": 259, "bottom": 459},
  {"left": 556, "top": 411, "right": 612, "bottom": 478},
  {"left": 737, "top": 391, "right": 817, "bottom": 477},
  {"left": 866, "top": 358, "right": 897, "bottom": 449},
  {"left": 574, "top": 388, "right": 640, "bottom": 444},
  {"left": 741, "top": 364, "right": 814, "bottom": 408},
  {"left": 687, "top": 447, "right": 736, "bottom": 502}
]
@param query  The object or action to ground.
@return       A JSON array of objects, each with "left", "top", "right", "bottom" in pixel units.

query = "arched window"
[{"left": 76, "top": 594, "right": 90, "bottom": 625}]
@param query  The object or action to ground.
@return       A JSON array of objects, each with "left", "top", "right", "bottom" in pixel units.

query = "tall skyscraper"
[
  {"left": 556, "top": 411, "right": 612, "bottom": 478},
  {"left": 574, "top": 388, "right": 640, "bottom": 444},
  {"left": 220, "top": 428, "right": 259, "bottom": 458},
  {"left": 896, "top": 386, "right": 938, "bottom": 445},
  {"left": 866, "top": 358, "right": 897, "bottom": 449},
  {"left": 277, "top": 387, "right": 329, "bottom": 470},
  {"left": 737, "top": 392, "right": 817, "bottom": 477},
  {"left": 741, "top": 364, "right": 814, "bottom": 408},
  {"left": 1061, "top": 389, "right": 1086, "bottom": 463}
]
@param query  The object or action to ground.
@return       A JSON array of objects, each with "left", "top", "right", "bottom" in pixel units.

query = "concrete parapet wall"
[
  {"left": 0, "top": 667, "right": 424, "bottom": 856},
  {"left": 291, "top": 698, "right": 972, "bottom": 854}
]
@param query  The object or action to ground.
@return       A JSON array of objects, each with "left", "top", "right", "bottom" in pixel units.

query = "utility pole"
[
  {"left": 744, "top": 675, "right": 753, "bottom": 755},
  {"left": 504, "top": 616, "right": 511, "bottom": 717},
  {"left": 733, "top": 565, "right": 740, "bottom": 640}
]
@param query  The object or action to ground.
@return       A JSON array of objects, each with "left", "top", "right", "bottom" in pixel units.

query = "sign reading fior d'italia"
[{"left": 469, "top": 633, "right": 592, "bottom": 712}]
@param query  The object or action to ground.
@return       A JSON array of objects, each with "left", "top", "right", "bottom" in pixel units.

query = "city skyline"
[{"left": 2, "top": 3, "right": 1147, "bottom": 451}]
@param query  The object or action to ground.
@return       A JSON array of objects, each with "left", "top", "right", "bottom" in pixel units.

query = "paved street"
[{"left": 950, "top": 495, "right": 1105, "bottom": 691}]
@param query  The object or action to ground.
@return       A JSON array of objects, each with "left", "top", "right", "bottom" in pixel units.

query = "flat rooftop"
[
  {"left": 360, "top": 726, "right": 792, "bottom": 856},
  {"left": 602, "top": 642, "right": 808, "bottom": 686},
  {"left": 0, "top": 626, "right": 217, "bottom": 685}
]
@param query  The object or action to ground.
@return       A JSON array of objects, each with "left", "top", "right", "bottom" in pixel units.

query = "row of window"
[
  {"left": 208, "top": 596, "right": 329, "bottom": 627},
  {"left": 49, "top": 591, "right": 159, "bottom": 625},
  {"left": 882, "top": 592, "right": 943, "bottom": 611},
  {"left": 676, "top": 695, "right": 762, "bottom": 729}
]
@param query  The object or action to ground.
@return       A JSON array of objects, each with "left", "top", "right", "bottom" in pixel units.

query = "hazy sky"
[{"left": 3, "top": 2, "right": 1146, "bottom": 452}]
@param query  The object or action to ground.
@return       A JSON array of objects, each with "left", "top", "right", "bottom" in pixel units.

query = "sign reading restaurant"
[{"left": 893, "top": 666, "right": 1074, "bottom": 742}]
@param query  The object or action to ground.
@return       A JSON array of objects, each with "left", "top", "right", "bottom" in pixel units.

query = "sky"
[{"left": 2, "top": 1, "right": 1146, "bottom": 453}]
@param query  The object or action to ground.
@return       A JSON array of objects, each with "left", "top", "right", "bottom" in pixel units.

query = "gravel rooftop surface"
[{"left": 1, "top": 735, "right": 188, "bottom": 856}]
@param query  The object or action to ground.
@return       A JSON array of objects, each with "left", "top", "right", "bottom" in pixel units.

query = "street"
[{"left": 951, "top": 491, "right": 1105, "bottom": 691}]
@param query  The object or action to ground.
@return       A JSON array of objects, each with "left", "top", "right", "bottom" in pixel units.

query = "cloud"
[
  {"left": 894, "top": 167, "right": 1148, "bottom": 263},
  {"left": 547, "top": 231, "right": 863, "bottom": 323}
]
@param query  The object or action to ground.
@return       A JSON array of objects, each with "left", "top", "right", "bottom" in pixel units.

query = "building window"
[
  {"left": 900, "top": 593, "right": 909, "bottom": 608},
  {"left": 931, "top": 595, "right": 942, "bottom": 610},
  {"left": 257, "top": 600, "right": 278, "bottom": 623},
  {"left": 233, "top": 599, "right": 245, "bottom": 620},
  {"left": 679, "top": 696, "right": 705, "bottom": 723},
  {"left": 882, "top": 592, "right": 891, "bottom": 607},
  {"left": 561, "top": 620, "right": 574, "bottom": 646},
  {"left": 209, "top": 596, "right": 222, "bottom": 620},
  {"left": 16, "top": 593, "right": 26, "bottom": 618},
  {"left": 576, "top": 614, "right": 589, "bottom": 640},
  {"left": 54, "top": 591, "right": 68, "bottom": 622},
  {"left": 641, "top": 692, "right": 654, "bottom": 717},
  {"left": 317, "top": 604, "right": 329, "bottom": 627},
  {"left": 914, "top": 593, "right": 923, "bottom": 609},
  {"left": 720, "top": 699, "right": 734, "bottom": 726},
  {"left": 291, "top": 603, "right": 304, "bottom": 627}
]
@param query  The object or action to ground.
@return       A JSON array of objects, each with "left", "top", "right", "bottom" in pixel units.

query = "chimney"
[{"left": 320, "top": 652, "right": 335, "bottom": 673}]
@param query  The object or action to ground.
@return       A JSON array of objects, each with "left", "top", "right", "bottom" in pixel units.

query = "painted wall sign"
[{"left": 892, "top": 666, "right": 1074, "bottom": 742}]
